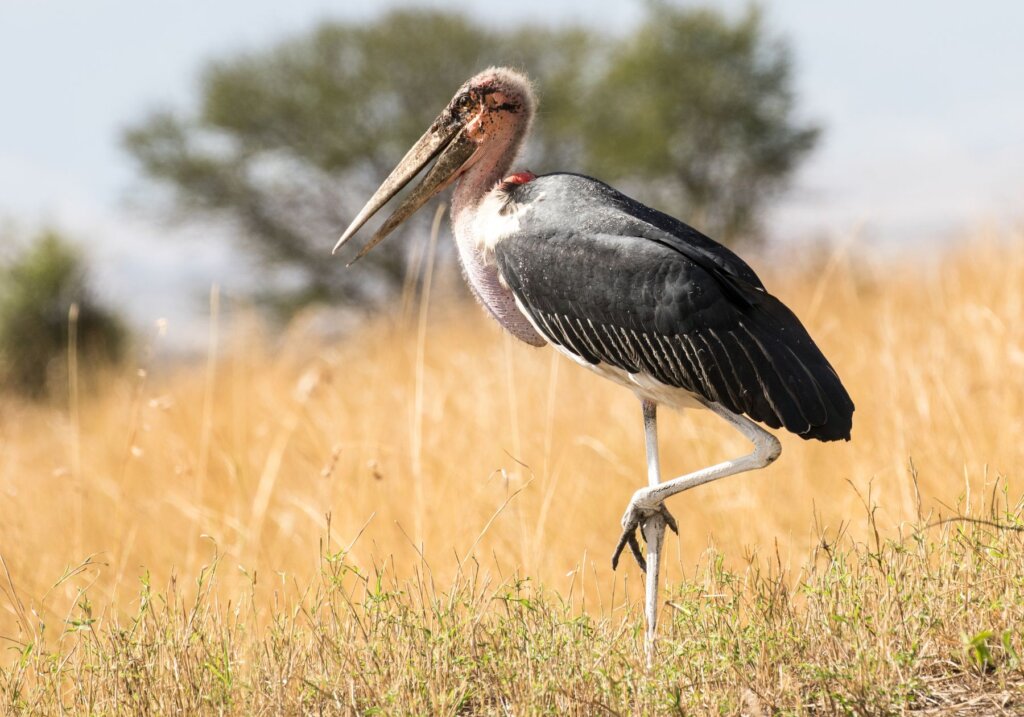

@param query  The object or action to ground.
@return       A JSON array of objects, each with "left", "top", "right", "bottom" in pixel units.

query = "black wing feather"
[{"left": 494, "top": 174, "right": 854, "bottom": 442}]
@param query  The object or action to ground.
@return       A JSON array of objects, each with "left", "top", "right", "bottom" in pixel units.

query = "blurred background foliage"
[
  {"left": 0, "top": 231, "right": 126, "bottom": 398},
  {"left": 123, "top": 4, "right": 819, "bottom": 315}
]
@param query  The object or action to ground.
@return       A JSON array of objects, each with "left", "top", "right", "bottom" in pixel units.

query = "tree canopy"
[
  {"left": 583, "top": 6, "right": 819, "bottom": 239},
  {"left": 124, "top": 5, "right": 818, "bottom": 312},
  {"left": 0, "top": 231, "right": 126, "bottom": 398}
]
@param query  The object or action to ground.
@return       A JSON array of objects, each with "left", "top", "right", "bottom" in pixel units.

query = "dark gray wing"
[{"left": 494, "top": 176, "right": 854, "bottom": 442}]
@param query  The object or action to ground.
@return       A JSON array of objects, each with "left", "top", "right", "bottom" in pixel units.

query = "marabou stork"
[{"left": 333, "top": 67, "right": 854, "bottom": 652}]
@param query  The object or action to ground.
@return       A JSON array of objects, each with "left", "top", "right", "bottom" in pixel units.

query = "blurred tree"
[
  {"left": 0, "top": 231, "right": 126, "bottom": 398},
  {"left": 124, "top": 6, "right": 816, "bottom": 312},
  {"left": 581, "top": 4, "right": 820, "bottom": 241}
]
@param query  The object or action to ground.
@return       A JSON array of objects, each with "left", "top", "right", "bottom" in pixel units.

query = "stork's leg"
[
  {"left": 638, "top": 399, "right": 673, "bottom": 664},
  {"left": 611, "top": 401, "right": 781, "bottom": 574}
]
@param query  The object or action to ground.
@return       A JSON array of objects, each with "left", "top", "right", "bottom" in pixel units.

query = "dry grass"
[{"left": 1, "top": 231, "right": 1023, "bottom": 713}]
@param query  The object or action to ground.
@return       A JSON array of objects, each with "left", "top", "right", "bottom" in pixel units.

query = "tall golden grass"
[{"left": 1, "top": 230, "right": 1022, "bottom": 639}]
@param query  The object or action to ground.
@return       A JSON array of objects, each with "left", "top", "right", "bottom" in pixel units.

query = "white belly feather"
[{"left": 510, "top": 295, "right": 704, "bottom": 411}]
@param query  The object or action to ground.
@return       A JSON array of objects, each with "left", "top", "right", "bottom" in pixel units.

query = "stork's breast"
[{"left": 453, "top": 235, "right": 546, "bottom": 347}]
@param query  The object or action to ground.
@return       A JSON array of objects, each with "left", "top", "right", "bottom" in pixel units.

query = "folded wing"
[{"left": 494, "top": 176, "right": 854, "bottom": 441}]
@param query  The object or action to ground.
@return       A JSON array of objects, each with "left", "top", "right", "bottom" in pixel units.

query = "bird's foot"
[{"left": 611, "top": 493, "right": 678, "bottom": 571}]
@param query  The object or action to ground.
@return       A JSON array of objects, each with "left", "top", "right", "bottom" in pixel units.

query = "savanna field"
[{"left": 2, "top": 233, "right": 1024, "bottom": 715}]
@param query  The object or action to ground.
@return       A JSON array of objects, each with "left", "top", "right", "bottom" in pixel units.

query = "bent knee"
[{"left": 757, "top": 433, "right": 782, "bottom": 466}]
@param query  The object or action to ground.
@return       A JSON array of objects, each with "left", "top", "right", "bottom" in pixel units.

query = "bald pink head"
[
  {"left": 459, "top": 67, "right": 536, "bottom": 115},
  {"left": 445, "top": 68, "right": 537, "bottom": 215},
  {"left": 334, "top": 67, "right": 538, "bottom": 259}
]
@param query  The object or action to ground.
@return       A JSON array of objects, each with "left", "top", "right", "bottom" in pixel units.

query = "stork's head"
[{"left": 333, "top": 67, "right": 535, "bottom": 262}]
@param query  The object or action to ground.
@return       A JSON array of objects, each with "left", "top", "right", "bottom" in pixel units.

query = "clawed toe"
[
  {"left": 610, "top": 501, "right": 678, "bottom": 571},
  {"left": 611, "top": 519, "right": 646, "bottom": 571},
  {"left": 659, "top": 504, "right": 679, "bottom": 535}
]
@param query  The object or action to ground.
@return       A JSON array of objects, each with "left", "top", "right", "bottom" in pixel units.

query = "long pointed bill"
[{"left": 333, "top": 123, "right": 477, "bottom": 263}]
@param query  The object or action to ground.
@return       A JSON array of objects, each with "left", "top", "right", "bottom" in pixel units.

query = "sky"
[{"left": 1, "top": 0, "right": 1023, "bottom": 346}]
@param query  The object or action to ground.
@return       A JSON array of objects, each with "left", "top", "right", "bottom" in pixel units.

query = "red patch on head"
[{"left": 500, "top": 171, "right": 536, "bottom": 189}]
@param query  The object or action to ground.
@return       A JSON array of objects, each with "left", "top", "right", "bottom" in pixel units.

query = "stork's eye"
[{"left": 455, "top": 93, "right": 475, "bottom": 112}]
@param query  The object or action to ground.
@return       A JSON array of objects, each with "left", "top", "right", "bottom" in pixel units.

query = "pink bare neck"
[{"left": 451, "top": 107, "right": 533, "bottom": 227}]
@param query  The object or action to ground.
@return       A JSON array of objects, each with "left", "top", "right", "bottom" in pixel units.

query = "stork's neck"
[
  {"left": 451, "top": 109, "right": 533, "bottom": 229},
  {"left": 445, "top": 105, "right": 545, "bottom": 347}
]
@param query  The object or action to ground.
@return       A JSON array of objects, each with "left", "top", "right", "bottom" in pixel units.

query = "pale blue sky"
[{"left": 1, "top": 1, "right": 1022, "bottom": 345}]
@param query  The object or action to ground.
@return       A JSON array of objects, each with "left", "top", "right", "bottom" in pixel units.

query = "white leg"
[
  {"left": 625, "top": 401, "right": 780, "bottom": 518},
  {"left": 640, "top": 399, "right": 665, "bottom": 666},
  {"left": 611, "top": 400, "right": 782, "bottom": 630}
]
